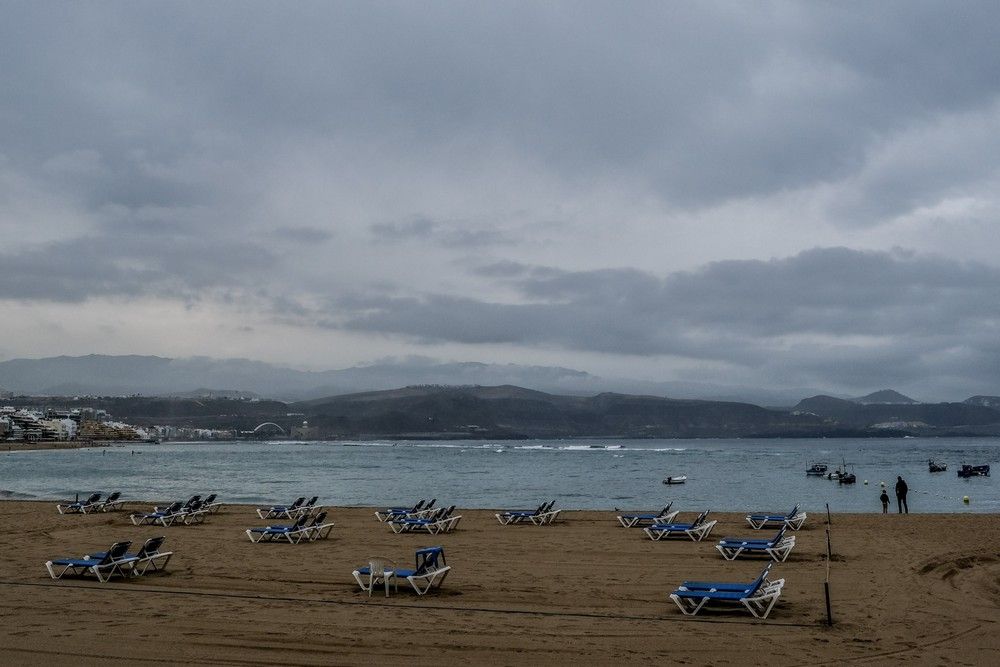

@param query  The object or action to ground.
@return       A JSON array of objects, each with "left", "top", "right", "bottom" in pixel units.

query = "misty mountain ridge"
[
  {"left": 0, "top": 354, "right": 831, "bottom": 405},
  {"left": 851, "top": 389, "right": 919, "bottom": 404}
]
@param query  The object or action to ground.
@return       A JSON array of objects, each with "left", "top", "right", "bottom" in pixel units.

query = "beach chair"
[
  {"left": 45, "top": 540, "right": 137, "bottom": 583},
  {"left": 353, "top": 547, "right": 451, "bottom": 597},
  {"left": 131, "top": 501, "right": 185, "bottom": 526},
  {"left": 94, "top": 491, "right": 124, "bottom": 512},
  {"left": 680, "top": 563, "right": 779, "bottom": 592},
  {"left": 532, "top": 500, "right": 560, "bottom": 525},
  {"left": 410, "top": 499, "right": 439, "bottom": 518},
  {"left": 246, "top": 514, "right": 313, "bottom": 543},
  {"left": 85, "top": 536, "right": 173, "bottom": 576},
  {"left": 375, "top": 499, "right": 426, "bottom": 523},
  {"left": 179, "top": 498, "right": 210, "bottom": 525},
  {"left": 617, "top": 503, "right": 676, "bottom": 528},
  {"left": 644, "top": 510, "right": 718, "bottom": 541},
  {"left": 257, "top": 497, "right": 306, "bottom": 520},
  {"left": 746, "top": 504, "right": 806, "bottom": 530},
  {"left": 306, "top": 511, "right": 335, "bottom": 541},
  {"left": 669, "top": 564, "right": 785, "bottom": 619},
  {"left": 716, "top": 527, "right": 796, "bottom": 562},
  {"left": 353, "top": 556, "right": 397, "bottom": 597},
  {"left": 290, "top": 496, "right": 321, "bottom": 518},
  {"left": 200, "top": 493, "right": 224, "bottom": 513},
  {"left": 56, "top": 492, "right": 102, "bottom": 515},
  {"left": 496, "top": 501, "right": 556, "bottom": 525},
  {"left": 389, "top": 505, "right": 462, "bottom": 534}
]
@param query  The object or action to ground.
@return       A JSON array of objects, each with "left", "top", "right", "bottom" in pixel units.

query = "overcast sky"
[{"left": 2, "top": 1, "right": 999, "bottom": 400}]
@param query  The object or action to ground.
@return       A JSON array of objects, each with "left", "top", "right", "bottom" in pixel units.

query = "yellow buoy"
[{"left": 963, "top": 496, "right": 970, "bottom": 504}]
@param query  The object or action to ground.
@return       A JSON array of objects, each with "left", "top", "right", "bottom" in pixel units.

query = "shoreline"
[
  {"left": 1, "top": 501, "right": 998, "bottom": 664},
  {"left": 0, "top": 439, "right": 117, "bottom": 452}
]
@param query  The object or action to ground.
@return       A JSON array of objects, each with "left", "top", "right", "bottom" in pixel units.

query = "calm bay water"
[{"left": 2, "top": 437, "right": 998, "bottom": 513}]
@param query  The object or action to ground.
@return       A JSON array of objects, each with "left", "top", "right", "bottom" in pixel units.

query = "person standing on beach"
[
  {"left": 895, "top": 476, "right": 909, "bottom": 514},
  {"left": 879, "top": 488, "right": 890, "bottom": 514}
]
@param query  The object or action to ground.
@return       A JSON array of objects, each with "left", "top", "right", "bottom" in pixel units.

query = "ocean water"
[{"left": 2, "top": 437, "right": 998, "bottom": 513}]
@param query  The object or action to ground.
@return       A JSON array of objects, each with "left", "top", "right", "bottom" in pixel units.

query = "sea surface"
[{"left": 2, "top": 437, "right": 998, "bottom": 513}]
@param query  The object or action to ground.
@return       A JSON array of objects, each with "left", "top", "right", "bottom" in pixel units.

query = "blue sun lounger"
[
  {"left": 84, "top": 536, "right": 174, "bottom": 576},
  {"left": 716, "top": 527, "right": 796, "bottom": 562},
  {"left": 302, "top": 511, "right": 335, "bottom": 541},
  {"left": 670, "top": 563, "right": 784, "bottom": 619},
  {"left": 375, "top": 499, "right": 431, "bottom": 522},
  {"left": 45, "top": 540, "right": 138, "bottom": 583},
  {"left": 644, "top": 510, "right": 717, "bottom": 541},
  {"left": 617, "top": 503, "right": 677, "bottom": 528},
  {"left": 131, "top": 501, "right": 187, "bottom": 527},
  {"left": 495, "top": 501, "right": 559, "bottom": 525},
  {"left": 93, "top": 491, "right": 124, "bottom": 512},
  {"left": 353, "top": 546, "right": 451, "bottom": 596},
  {"left": 746, "top": 504, "right": 806, "bottom": 530},
  {"left": 56, "top": 492, "right": 102, "bottom": 515},
  {"left": 389, "top": 505, "right": 462, "bottom": 534},
  {"left": 246, "top": 514, "right": 315, "bottom": 543},
  {"left": 257, "top": 496, "right": 320, "bottom": 520}
]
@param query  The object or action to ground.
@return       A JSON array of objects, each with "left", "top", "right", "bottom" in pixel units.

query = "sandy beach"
[{"left": 0, "top": 500, "right": 997, "bottom": 666}]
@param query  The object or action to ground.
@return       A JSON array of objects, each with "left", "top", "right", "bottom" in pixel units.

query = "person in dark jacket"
[
  {"left": 879, "top": 488, "right": 890, "bottom": 514},
  {"left": 895, "top": 476, "right": 909, "bottom": 514}
]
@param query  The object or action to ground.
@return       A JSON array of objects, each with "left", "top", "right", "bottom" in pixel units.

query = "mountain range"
[{"left": 0, "top": 354, "right": 830, "bottom": 405}]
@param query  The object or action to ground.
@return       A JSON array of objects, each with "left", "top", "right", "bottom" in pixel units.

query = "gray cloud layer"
[{"left": 2, "top": 2, "right": 1000, "bottom": 399}]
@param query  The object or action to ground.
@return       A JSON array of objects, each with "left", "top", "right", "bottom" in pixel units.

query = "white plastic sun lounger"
[
  {"left": 131, "top": 501, "right": 186, "bottom": 527},
  {"left": 496, "top": 501, "right": 557, "bottom": 525},
  {"left": 669, "top": 564, "right": 785, "bottom": 619},
  {"left": 375, "top": 499, "right": 429, "bottom": 523},
  {"left": 45, "top": 540, "right": 138, "bottom": 583},
  {"left": 644, "top": 511, "right": 718, "bottom": 541},
  {"left": 92, "top": 492, "right": 124, "bottom": 513},
  {"left": 257, "top": 497, "right": 306, "bottom": 520},
  {"left": 246, "top": 514, "right": 315, "bottom": 544},
  {"left": 716, "top": 527, "right": 796, "bottom": 562},
  {"left": 57, "top": 493, "right": 102, "bottom": 515},
  {"left": 305, "top": 511, "right": 335, "bottom": 541},
  {"left": 389, "top": 506, "right": 462, "bottom": 534},
  {"left": 617, "top": 503, "right": 677, "bottom": 528},
  {"left": 85, "top": 536, "right": 174, "bottom": 576},
  {"left": 746, "top": 505, "right": 806, "bottom": 530}
]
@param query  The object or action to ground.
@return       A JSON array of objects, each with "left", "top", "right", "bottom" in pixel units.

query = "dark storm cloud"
[
  {"left": 2, "top": 2, "right": 1000, "bottom": 398},
  {"left": 0, "top": 233, "right": 277, "bottom": 302},
  {"left": 4, "top": 2, "right": 1000, "bottom": 226},
  {"left": 272, "top": 226, "right": 333, "bottom": 244},
  {"left": 370, "top": 217, "right": 513, "bottom": 247},
  {"left": 339, "top": 248, "right": 1000, "bottom": 386}
]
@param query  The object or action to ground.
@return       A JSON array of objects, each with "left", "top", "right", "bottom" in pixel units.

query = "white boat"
[{"left": 662, "top": 475, "right": 687, "bottom": 485}]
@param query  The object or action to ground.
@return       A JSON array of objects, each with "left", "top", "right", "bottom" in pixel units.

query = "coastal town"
[{"left": 0, "top": 404, "right": 235, "bottom": 444}]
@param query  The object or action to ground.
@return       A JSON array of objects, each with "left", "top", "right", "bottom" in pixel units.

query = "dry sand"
[{"left": 0, "top": 500, "right": 997, "bottom": 666}]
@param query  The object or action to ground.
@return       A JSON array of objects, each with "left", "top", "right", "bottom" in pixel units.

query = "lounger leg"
[{"left": 670, "top": 594, "right": 709, "bottom": 616}]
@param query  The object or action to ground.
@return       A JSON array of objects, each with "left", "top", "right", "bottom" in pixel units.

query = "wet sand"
[
  {"left": 1, "top": 440, "right": 105, "bottom": 452},
  {"left": 0, "top": 501, "right": 997, "bottom": 665}
]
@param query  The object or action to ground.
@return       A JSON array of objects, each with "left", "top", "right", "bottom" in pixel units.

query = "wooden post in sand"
[{"left": 824, "top": 503, "right": 834, "bottom": 625}]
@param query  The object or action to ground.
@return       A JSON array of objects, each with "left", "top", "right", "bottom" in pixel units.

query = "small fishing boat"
[
  {"left": 838, "top": 471, "right": 857, "bottom": 484},
  {"left": 928, "top": 459, "right": 947, "bottom": 473},
  {"left": 806, "top": 463, "right": 829, "bottom": 476},
  {"left": 662, "top": 475, "right": 687, "bottom": 485},
  {"left": 958, "top": 464, "right": 990, "bottom": 478}
]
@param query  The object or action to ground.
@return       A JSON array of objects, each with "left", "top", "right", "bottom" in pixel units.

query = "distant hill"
[
  {"left": 294, "top": 385, "right": 828, "bottom": 438},
  {"left": 965, "top": 396, "right": 1000, "bottom": 409},
  {"left": 0, "top": 354, "right": 829, "bottom": 405},
  {"left": 852, "top": 389, "right": 919, "bottom": 404},
  {"left": 11, "top": 384, "right": 999, "bottom": 438},
  {"left": 794, "top": 395, "right": 1000, "bottom": 430}
]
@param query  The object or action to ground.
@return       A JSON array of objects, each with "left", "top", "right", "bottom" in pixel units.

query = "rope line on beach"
[{"left": 0, "top": 579, "right": 820, "bottom": 628}]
